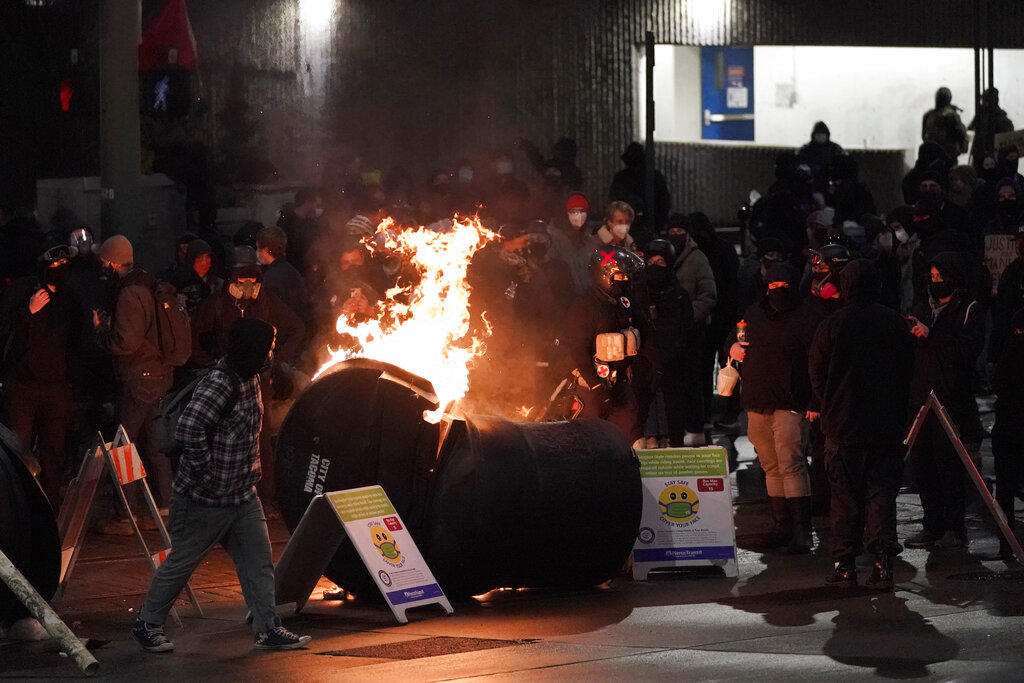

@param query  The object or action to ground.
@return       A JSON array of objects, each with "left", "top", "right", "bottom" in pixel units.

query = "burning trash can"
[{"left": 275, "top": 359, "right": 642, "bottom": 598}]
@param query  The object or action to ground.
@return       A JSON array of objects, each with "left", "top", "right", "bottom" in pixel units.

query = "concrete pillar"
[{"left": 98, "top": 0, "right": 141, "bottom": 246}]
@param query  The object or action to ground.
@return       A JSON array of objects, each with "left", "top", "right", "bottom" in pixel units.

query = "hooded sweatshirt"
[{"left": 809, "top": 260, "right": 914, "bottom": 449}]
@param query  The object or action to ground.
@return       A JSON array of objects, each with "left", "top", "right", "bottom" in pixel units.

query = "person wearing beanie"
[
  {"left": 166, "top": 238, "right": 222, "bottom": 316},
  {"left": 133, "top": 318, "right": 313, "bottom": 653},
  {"left": 549, "top": 192, "right": 600, "bottom": 297},
  {"left": 93, "top": 234, "right": 177, "bottom": 522}
]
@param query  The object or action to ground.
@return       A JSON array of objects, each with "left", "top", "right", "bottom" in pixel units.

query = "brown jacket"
[{"left": 98, "top": 268, "right": 173, "bottom": 398}]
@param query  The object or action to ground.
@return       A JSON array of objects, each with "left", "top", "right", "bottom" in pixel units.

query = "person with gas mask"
[
  {"left": 0, "top": 245, "right": 84, "bottom": 506},
  {"left": 727, "top": 263, "right": 819, "bottom": 553},
  {"left": 905, "top": 252, "right": 984, "bottom": 551},
  {"left": 562, "top": 246, "right": 652, "bottom": 442},
  {"left": 641, "top": 239, "right": 695, "bottom": 447},
  {"left": 548, "top": 193, "right": 601, "bottom": 297},
  {"left": 190, "top": 246, "right": 305, "bottom": 510},
  {"left": 991, "top": 308, "right": 1024, "bottom": 561},
  {"left": 133, "top": 318, "right": 313, "bottom": 653},
  {"left": 597, "top": 201, "right": 638, "bottom": 251},
  {"left": 797, "top": 121, "right": 845, "bottom": 185},
  {"left": 809, "top": 260, "right": 914, "bottom": 588},
  {"left": 989, "top": 225, "right": 1024, "bottom": 365}
]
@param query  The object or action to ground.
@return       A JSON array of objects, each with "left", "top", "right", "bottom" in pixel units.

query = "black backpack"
[{"left": 153, "top": 367, "right": 241, "bottom": 457}]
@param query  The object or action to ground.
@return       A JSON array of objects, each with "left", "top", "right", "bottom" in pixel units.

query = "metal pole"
[
  {"left": 644, "top": 31, "right": 656, "bottom": 246},
  {"left": 0, "top": 550, "right": 100, "bottom": 675},
  {"left": 986, "top": 0, "right": 994, "bottom": 91},
  {"left": 98, "top": 0, "right": 141, "bottom": 243},
  {"left": 974, "top": 0, "right": 981, "bottom": 121}
]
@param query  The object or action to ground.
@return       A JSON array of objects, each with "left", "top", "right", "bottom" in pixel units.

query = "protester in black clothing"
[
  {"left": 902, "top": 142, "right": 956, "bottom": 206},
  {"left": 563, "top": 246, "right": 651, "bottom": 441},
  {"left": 862, "top": 214, "right": 903, "bottom": 311},
  {"left": 485, "top": 151, "right": 531, "bottom": 225},
  {"left": 727, "top": 262, "right": 819, "bottom": 553},
  {"left": 277, "top": 187, "right": 323, "bottom": 276},
  {"left": 256, "top": 226, "right": 311, "bottom": 327},
  {"left": 985, "top": 178, "right": 1024, "bottom": 237},
  {"left": 609, "top": 142, "right": 670, "bottom": 244},
  {"left": 905, "top": 252, "right": 984, "bottom": 551},
  {"left": 907, "top": 203, "right": 975, "bottom": 307},
  {"left": 643, "top": 239, "right": 695, "bottom": 446},
  {"left": 166, "top": 239, "right": 221, "bottom": 316},
  {"left": 0, "top": 206, "right": 47, "bottom": 298},
  {"left": 827, "top": 156, "right": 877, "bottom": 227},
  {"left": 809, "top": 259, "right": 914, "bottom": 588},
  {"left": 687, "top": 212, "right": 740, "bottom": 426},
  {"left": 518, "top": 137, "right": 584, "bottom": 192},
  {"left": 797, "top": 121, "right": 845, "bottom": 184},
  {"left": 921, "top": 87, "right": 968, "bottom": 161},
  {"left": 969, "top": 88, "right": 1014, "bottom": 171},
  {"left": 749, "top": 153, "right": 815, "bottom": 256},
  {"left": 989, "top": 226, "right": 1024, "bottom": 364},
  {"left": 991, "top": 308, "right": 1024, "bottom": 560},
  {"left": 0, "top": 245, "right": 83, "bottom": 506}
]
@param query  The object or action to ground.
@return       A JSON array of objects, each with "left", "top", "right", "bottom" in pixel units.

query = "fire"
[{"left": 316, "top": 215, "right": 498, "bottom": 422}]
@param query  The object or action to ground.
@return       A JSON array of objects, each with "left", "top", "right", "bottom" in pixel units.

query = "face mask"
[
  {"left": 660, "top": 500, "right": 693, "bottom": 518},
  {"left": 496, "top": 161, "right": 513, "bottom": 175},
  {"left": 611, "top": 223, "right": 629, "bottom": 239},
  {"left": 568, "top": 211, "right": 587, "bottom": 228},
  {"left": 930, "top": 280, "right": 954, "bottom": 300},
  {"left": 668, "top": 233, "right": 687, "bottom": 252},
  {"left": 876, "top": 232, "right": 894, "bottom": 251},
  {"left": 646, "top": 264, "right": 670, "bottom": 288},
  {"left": 894, "top": 227, "right": 910, "bottom": 244},
  {"left": 228, "top": 281, "right": 261, "bottom": 300},
  {"left": 377, "top": 541, "right": 400, "bottom": 559},
  {"left": 458, "top": 167, "right": 473, "bottom": 183},
  {"left": 813, "top": 133, "right": 828, "bottom": 144},
  {"left": 767, "top": 289, "right": 791, "bottom": 311}
]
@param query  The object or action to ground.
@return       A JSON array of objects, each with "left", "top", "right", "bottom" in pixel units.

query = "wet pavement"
[{"left": 2, "top": 428, "right": 1023, "bottom": 681}]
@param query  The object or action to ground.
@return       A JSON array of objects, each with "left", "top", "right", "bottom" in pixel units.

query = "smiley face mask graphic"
[
  {"left": 371, "top": 525, "right": 403, "bottom": 564},
  {"left": 658, "top": 484, "right": 699, "bottom": 523}
]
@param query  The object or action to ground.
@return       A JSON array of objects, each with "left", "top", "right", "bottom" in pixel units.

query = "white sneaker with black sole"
[
  {"left": 132, "top": 618, "right": 174, "bottom": 653},
  {"left": 254, "top": 626, "right": 312, "bottom": 650}
]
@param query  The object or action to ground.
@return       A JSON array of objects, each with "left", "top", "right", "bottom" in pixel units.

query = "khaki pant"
[{"left": 747, "top": 410, "right": 809, "bottom": 498}]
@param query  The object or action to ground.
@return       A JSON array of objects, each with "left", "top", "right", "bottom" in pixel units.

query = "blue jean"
[{"left": 139, "top": 494, "right": 280, "bottom": 634}]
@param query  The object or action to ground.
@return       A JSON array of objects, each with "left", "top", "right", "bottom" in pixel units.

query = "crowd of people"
[{"left": 1, "top": 85, "right": 1023, "bottom": 626}]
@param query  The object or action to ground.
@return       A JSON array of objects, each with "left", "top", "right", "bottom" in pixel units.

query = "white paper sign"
[
  {"left": 326, "top": 486, "right": 451, "bottom": 623},
  {"left": 985, "top": 234, "right": 1020, "bottom": 294},
  {"left": 632, "top": 447, "right": 737, "bottom": 579},
  {"left": 726, "top": 86, "right": 749, "bottom": 110}
]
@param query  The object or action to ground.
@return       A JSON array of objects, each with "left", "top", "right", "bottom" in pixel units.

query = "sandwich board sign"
[
  {"left": 274, "top": 485, "right": 452, "bottom": 624},
  {"left": 632, "top": 447, "right": 738, "bottom": 579}
]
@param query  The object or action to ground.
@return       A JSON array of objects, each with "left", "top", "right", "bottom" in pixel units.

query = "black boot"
[
  {"left": 865, "top": 554, "right": 894, "bottom": 590},
  {"left": 826, "top": 558, "right": 858, "bottom": 587},
  {"left": 787, "top": 496, "right": 814, "bottom": 554},
  {"left": 759, "top": 497, "right": 792, "bottom": 549}
]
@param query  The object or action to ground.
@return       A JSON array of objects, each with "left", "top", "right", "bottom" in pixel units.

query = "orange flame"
[{"left": 315, "top": 215, "right": 498, "bottom": 422}]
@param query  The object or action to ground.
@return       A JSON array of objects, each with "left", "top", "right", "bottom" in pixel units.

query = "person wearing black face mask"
[
  {"left": 907, "top": 201, "right": 976, "bottom": 307},
  {"left": 990, "top": 226, "right": 1024, "bottom": 364},
  {"left": 134, "top": 317, "right": 313, "bottom": 653},
  {"left": 905, "top": 252, "right": 984, "bottom": 551},
  {"left": 0, "top": 245, "right": 84, "bottom": 507},
  {"left": 726, "top": 263, "right": 820, "bottom": 553},
  {"left": 642, "top": 239, "right": 695, "bottom": 447}
]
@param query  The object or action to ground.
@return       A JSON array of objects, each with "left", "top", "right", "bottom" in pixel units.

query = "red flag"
[{"left": 139, "top": 0, "right": 198, "bottom": 72}]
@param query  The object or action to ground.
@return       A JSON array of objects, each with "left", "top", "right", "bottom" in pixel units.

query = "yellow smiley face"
[
  {"left": 658, "top": 484, "right": 699, "bottom": 522},
  {"left": 370, "top": 525, "right": 403, "bottom": 564}
]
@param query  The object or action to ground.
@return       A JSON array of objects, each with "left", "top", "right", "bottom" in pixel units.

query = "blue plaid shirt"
[{"left": 173, "top": 362, "right": 263, "bottom": 506}]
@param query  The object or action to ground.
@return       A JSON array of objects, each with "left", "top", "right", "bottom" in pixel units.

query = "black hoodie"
[
  {"left": 809, "top": 260, "right": 914, "bottom": 449},
  {"left": 907, "top": 251, "right": 985, "bottom": 443}
]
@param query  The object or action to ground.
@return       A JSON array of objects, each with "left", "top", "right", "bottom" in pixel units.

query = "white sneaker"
[{"left": 683, "top": 432, "right": 706, "bottom": 447}]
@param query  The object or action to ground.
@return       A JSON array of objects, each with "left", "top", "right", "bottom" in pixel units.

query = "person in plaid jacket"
[{"left": 132, "top": 318, "right": 311, "bottom": 653}]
